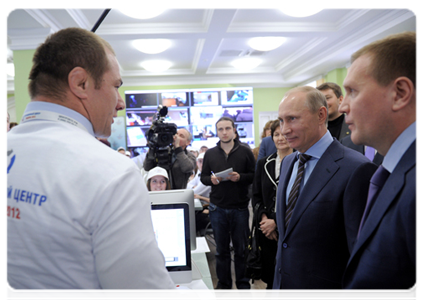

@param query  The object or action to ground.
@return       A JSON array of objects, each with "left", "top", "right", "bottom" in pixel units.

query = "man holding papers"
[{"left": 201, "top": 116, "right": 255, "bottom": 289}]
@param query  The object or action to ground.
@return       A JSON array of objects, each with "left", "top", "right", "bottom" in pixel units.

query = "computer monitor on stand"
[{"left": 149, "top": 189, "right": 198, "bottom": 285}]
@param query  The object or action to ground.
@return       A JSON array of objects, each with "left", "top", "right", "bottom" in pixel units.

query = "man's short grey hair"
[
  {"left": 180, "top": 128, "right": 192, "bottom": 143},
  {"left": 286, "top": 86, "right": 328, "bottom": 126}
]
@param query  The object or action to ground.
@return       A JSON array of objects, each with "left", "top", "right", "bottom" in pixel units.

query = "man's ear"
[
  {"left": 68, "top": 67, "right": 89, "bottom": 100},
  {"left": 392, "top": 77, "right": 414, "bottom": 112},
  {"left": 318, "top": 106, "right": 328, "bottom": 124}
]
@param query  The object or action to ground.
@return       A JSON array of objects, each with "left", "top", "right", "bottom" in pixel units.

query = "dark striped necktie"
[{"left": 285, "top": 154, "right": 311, "bottom": 228}]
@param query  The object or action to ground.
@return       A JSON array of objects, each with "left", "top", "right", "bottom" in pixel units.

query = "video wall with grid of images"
[{"left": 125, "top": 88, "right": 254, "bottom": 156}]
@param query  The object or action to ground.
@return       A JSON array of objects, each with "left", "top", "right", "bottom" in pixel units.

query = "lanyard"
[{"left": 21, "top": 110, "right": 89, "bottom": 133}]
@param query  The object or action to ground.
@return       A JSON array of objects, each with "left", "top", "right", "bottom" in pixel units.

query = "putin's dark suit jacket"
[
  {"left": 272, "top": 139, "right": 377, "bottom": 289},
  {"left": 341, "top": 135, "right": 384, "bottom": 166},
  {"left": 343, "top": 141, "right": 415, "bottom": 289}
]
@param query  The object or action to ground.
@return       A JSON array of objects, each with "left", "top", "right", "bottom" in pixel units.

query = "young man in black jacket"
[{"left": 201, "top": 117, "right": 255, "bottom": 289}]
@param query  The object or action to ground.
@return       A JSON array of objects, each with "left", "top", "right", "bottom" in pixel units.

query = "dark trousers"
[{"left": 209, "top": 202, "right": 250, "bottom": 289}]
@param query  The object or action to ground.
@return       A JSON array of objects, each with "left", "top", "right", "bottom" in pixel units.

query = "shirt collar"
[
  {"left": 382, "top": 122, "right": 416, "bottom": 173},
  {"left": 298, "top": 130, "right": 333, "bottom": 160},
  {"left": 25, "top": 101, "right": 95, "bottom": 136}
]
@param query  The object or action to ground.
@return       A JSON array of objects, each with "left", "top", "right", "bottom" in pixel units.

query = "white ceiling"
[{"left": 7, "top": 8, "right": 416, "bottom": 93}]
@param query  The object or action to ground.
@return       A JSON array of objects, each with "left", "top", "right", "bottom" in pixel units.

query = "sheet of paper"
[
  {"left": 214, "top": 168, "right": 233, "bottom": 181},
  {"left": 192, "top": 237, "right": 210, "bottom": 254}
]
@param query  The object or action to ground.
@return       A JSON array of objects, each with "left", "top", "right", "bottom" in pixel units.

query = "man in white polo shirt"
[{"left": 7, "top": 27, "right": 174, "bottom": 289}]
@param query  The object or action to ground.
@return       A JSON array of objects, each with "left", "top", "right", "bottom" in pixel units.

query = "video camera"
[{"left": 146, "top": 106, "right": 178, "bottom": 170}]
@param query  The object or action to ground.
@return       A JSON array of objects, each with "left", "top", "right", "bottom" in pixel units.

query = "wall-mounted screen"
[
  {"left": 127, "top": 126, "right": 149, "bottom": 147},
  {"left": 124, "top": 87, "right": 254, "bottom": 154},
  {"left": 189, "top": 106, "right": 223, "bottom": 125},
  {"left": 160, "top": 92, "right": 189, "bottom": 107},
  {"left": 165, "top": 108, "right": 189, "bottom": 127},
  {"left": 192, "top": 91, "right": 219, "bottom": 106},
  {"left": 222, "top": 106, "right": 253, "bottom": 122},
  {"left": 235, "top": 122, "right": 255, "bottom": 147},
  {"left": 126, "top": 110, "right": 157, "bottom": 126},
  {"left": 126, "top": 93, "right": 158, "bottom": 109},
  {"left": 221, "top": 90, "right": 253, "bottom": 105},
  {"left": 191, "top": 124, "right": 217, "bottom": 141}
]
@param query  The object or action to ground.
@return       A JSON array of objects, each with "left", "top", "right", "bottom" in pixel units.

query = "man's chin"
[
  {"left": 221, "top": 138, "right": 233, "bottom": 144},
  {"left": 350, "top": 133, "right": 364, "bottom": 146}
]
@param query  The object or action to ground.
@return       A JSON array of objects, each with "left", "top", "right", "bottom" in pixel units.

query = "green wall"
[
  {"left": 252, "top": 87, "right": 291, "bottom": 144},
  {"left": 324, "top": 67, "right": 348, "bottom": 95},
  {"left": 13, "top": 49, "right": 35, "bottom": 121}
]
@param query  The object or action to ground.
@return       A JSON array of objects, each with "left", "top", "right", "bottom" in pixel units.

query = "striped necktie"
[{"left": 285, "top": 154, "right": 311, "bottom": 228}]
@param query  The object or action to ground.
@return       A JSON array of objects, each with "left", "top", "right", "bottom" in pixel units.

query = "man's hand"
[
  {"left": 227, "top": 171, "right": 240, "bottom": 182},
  {"left": 211, "top": 174, "right": 222, "bottom": 185},
  {"left": 173, "top": 134, "right": 180, "bottom": 148}
]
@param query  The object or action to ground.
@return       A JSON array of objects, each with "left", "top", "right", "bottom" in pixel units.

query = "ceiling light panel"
[
  {"left": 248, "top": 36, "right": 287, "bottom": 51},
  {"left": 141, "top": 60, "right": 172, "bottom": 72},
  {"left": 119, "top": 8, "right": 165, "bottom": 19},
  {"left": 280, "top": 8, "right": 323, "bottom": 18},
  {"left": 133, "top": 39, "right": 172, "bottom": 54},
  {"left": 231, "top": 57, "right": 262, "bottom": 71}
]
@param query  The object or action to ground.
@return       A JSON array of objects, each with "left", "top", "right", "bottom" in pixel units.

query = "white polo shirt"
[{"left": 7, "top": 102, "right": 175, "bottom": 289}]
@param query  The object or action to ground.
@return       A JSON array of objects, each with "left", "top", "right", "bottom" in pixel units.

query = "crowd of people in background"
[{"left": 7, "top": 27, "right": 415, "bottom": 291}]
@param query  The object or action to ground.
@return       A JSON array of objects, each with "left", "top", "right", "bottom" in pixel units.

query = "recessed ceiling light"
[
  {"left": 7, "top": 63, "right": 14, "bottom": 77},
  {"left": 231, "top": 57, "right": 262, "bottom": 71},
  {"left": 280, "top": 8, "right": 323, "bottom": 18},
  {"left": 248, "top": 37, "right": 287, "bottom": 51},
  {"left": 119, "top": 8, "right": 165, "bottom": 19},
  {"left": 133, "top": 39, "right": 171, "bottom": 54},
  {"left": 141, "top": 60, "right": 172, "bottom": 72}
]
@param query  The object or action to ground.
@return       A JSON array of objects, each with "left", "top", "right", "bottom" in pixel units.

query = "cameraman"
[{"left": 143, "top": 128, "right": 196, "bottom": 189}]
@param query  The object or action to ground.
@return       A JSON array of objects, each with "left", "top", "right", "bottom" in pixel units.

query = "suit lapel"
[
  {"left": 277, "top": 153, "right": 296, "bottom": 238},
  {"left": 285, "top": 141, "right": 341, "bottom": 237},
  {"left": 349, "top": 141, "right": 416, "bottom": 260}
]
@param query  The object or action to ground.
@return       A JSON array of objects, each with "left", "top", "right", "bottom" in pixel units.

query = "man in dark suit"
[
  {"left": 339, "top": 32, "right": 415, "bottom": 289},
  {"left": 273, "top": 86, "right": 376, "bottom": 289},
  {"left": 341, "top": 135, "right": 383, "bottom": 166}
]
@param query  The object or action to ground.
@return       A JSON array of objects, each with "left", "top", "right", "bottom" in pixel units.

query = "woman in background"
[
  {"left": 252, "top": 119, "right": 293, "bottom": 288},
  {"left": 260, "top": 120, "right": 273, "bottom": 140},
  {"left": 146, "top": 167, "right": 171, "bottom": 191}
]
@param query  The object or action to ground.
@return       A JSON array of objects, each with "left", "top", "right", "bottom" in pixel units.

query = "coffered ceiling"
[{"left": 7, "top": 8, "right": 416, "bottom": 93}]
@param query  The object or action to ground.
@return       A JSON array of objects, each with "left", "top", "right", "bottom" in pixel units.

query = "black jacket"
[{"left": 201, "top": 139, "right": 255, "bottom": 209}]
